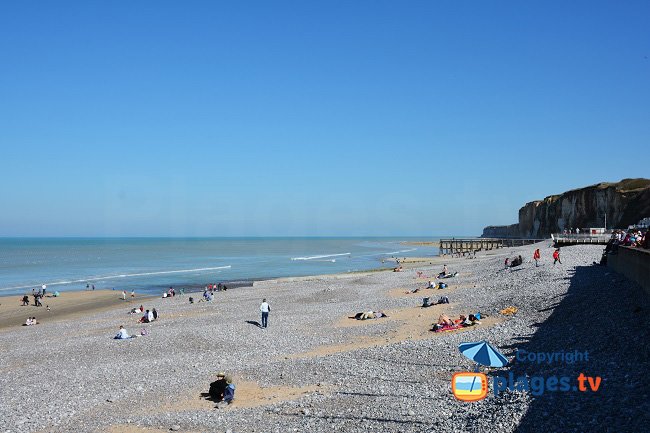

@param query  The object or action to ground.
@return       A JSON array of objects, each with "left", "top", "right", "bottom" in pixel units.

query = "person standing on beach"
[
  {"left": 122, "top": 290, "right": 127, "bottom": 300},
  {"left": 533, "top": 249, "right": 541, "bottom": 267},
  {"left": 260, "top": 299, "right": 270, "bottom": 328},
  {"left": 553, "top": 249, "right": 562, "bottom": 265}
]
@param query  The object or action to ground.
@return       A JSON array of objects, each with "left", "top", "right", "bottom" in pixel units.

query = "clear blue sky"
[{"left": 1, "top": 1, "right": 648, "bottom": 237}]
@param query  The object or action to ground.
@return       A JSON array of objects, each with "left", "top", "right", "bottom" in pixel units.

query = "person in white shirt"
[
  {"left": 260, "top": 299, "right": 270, "bottom": 328},
  {"left": 147, "top": 310, "right": 154, "bottom": 322},
  {"left": 115, "top": 325, "right": 130, "bottom": 339}
]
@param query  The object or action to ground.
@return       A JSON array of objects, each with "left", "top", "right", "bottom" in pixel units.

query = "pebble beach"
[{"left": 1, "top": 242, "right": 648, "bottom": 433}]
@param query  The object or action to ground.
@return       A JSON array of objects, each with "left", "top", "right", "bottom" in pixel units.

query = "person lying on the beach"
[
  {"left": 114, "top": 325, "right": 131, "bottom": 339},
  {"left": 455, "top": 313, "right": 482, "bottom": 326},
  {"left": 426, "top": 280, "right": 435, "bottom": 289},
  {"left": 440, "top": 272, "right": 459, "bottom": 279},
  {"left": 353, "top": 310, "right": 389, "bottom": 320},
  {"left": 393, "top": 266, "right": 403, "bottom": 272},
  {"left": 130, "top": 307, "right": 142, "bottom": 314},
  {"left": 432, "top": 313, "right": 472, "bottom": 332}
]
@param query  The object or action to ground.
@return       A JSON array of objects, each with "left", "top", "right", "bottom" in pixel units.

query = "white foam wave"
[
  {"left": 0, "top": 265, "right": 232, "bottom": 292},
  {"left": 383, "top": 248, "right": 417, "bottom": 255},
  {"left": 291, "top": 253, "right": 350, "bottom": 261}
]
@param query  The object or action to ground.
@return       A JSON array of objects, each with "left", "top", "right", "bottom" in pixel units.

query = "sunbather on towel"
[
  {"left": 438, "top": 314, "right": 454, "bottom": 326},
  {"left": 354, "top": 310, "right": 389, "bottom": 320}
]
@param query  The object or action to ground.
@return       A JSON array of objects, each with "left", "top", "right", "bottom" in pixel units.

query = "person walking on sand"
[
  {"left": 533, "top": 249, "right": 541, "bottom": 267},
  {"left": 553, "top": 248, "right": 562, "bottom": 265},
  {"left": 260, "top": 299, "right": 270, "bottom": 328}
]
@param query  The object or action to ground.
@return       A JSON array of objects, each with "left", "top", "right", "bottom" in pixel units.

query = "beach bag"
[{"left": 422, "top": 297, "right": 432, "bottom": 307}]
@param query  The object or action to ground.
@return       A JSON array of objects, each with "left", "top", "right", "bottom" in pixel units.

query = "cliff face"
[
  {"left": 481, "top": 224, "right": 520, "bottom": 239},
  {"left": 482, "top": 178, "right": 650, "bottom": 238}
]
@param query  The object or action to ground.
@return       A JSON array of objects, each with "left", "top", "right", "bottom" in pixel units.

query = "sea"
[{"left": 0, "top": 237, "right": 440, "bottom": 296}]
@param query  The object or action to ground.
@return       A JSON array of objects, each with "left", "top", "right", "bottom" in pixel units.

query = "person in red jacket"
[
  {"left": 553, "top": 248, "right": 561, "bottom": 265},
  {"left": 533, "top": 249, "right": 541, "bottom": 267}
]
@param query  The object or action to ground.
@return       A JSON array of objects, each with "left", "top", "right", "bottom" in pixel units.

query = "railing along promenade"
[{"left": 551, "top": 233, "right": 611, "bottom": 246}]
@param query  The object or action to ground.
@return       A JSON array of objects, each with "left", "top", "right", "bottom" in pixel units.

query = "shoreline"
[
  {"left": 0, "top": 259, "right": 441, "bottom": 331},
  {"left": 0, "top": 250, "right": 487, "bottom": 332}
]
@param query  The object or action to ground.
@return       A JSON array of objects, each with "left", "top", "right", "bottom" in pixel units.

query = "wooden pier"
[{"left": 439, "top": 238, "right": 545, "bottom": 256}]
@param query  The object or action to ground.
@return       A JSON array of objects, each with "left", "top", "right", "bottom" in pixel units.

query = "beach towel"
[
  {"left": 432, "top": 324, "right": 460, "bottom": 332},
  {"left": 500, "top": 306, "right": 518, "bottom": 315}
]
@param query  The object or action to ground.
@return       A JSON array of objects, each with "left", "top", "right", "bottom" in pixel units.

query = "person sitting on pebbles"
[
  {"left": 114, "top": 325, "right": 131, "bottom": 339},
  {"left": 209, "top": 372, "right": 235, "bottom": 407},
  {"left": 24, "top": 317, "right": 38, "bottom": 326}
]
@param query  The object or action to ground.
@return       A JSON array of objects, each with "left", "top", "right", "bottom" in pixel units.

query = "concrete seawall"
[{"left": 607, "top": 246, "right": 650, "bottom": 295}]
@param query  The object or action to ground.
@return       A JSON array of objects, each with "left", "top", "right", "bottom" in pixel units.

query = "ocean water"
[{"left": 0, "top": 238, "right": 439, "bottom": 296}]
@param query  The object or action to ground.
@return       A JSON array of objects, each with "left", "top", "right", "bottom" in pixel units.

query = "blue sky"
[{"left": 1, "top": 1, "right": 648, "bottom": 236}]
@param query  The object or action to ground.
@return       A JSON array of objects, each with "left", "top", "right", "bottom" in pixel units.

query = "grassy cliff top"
[{"left": 539, "top": 178, "right": 650, "bottom": 202}]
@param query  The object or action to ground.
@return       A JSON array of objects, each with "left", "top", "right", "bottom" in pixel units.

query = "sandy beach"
[
  {"left": 0, "top": 290, "right": 156, "bottom": 331},
  {"left": 1, "top": 242, "right": 648, "bottom": 432}
]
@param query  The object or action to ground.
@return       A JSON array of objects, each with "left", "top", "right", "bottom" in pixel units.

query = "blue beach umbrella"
[{"left": 459, "top": 341, "right": 509, "bottom": 368}]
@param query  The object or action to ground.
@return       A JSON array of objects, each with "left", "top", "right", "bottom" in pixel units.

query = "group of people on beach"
[
  {"left": 163, "top": 286, "right": 184, "bottom": 298},
  {"left": 121, "top": 290, "right": 136, "bottom": 300},
  {"left": 20, "top": 286, "right": 57, "bottom": 324},
  {"left": 24, "top": 317, "right": 39, "bottom": 326},
  {"left": 611, "top": 229, "right": 649, "bottom": 249},
  {"left": 138, "top": 308, "right": 158, "bottom": 323},
  {"left": 504, "top": 248, "right": 561, "bottom": 269}
]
